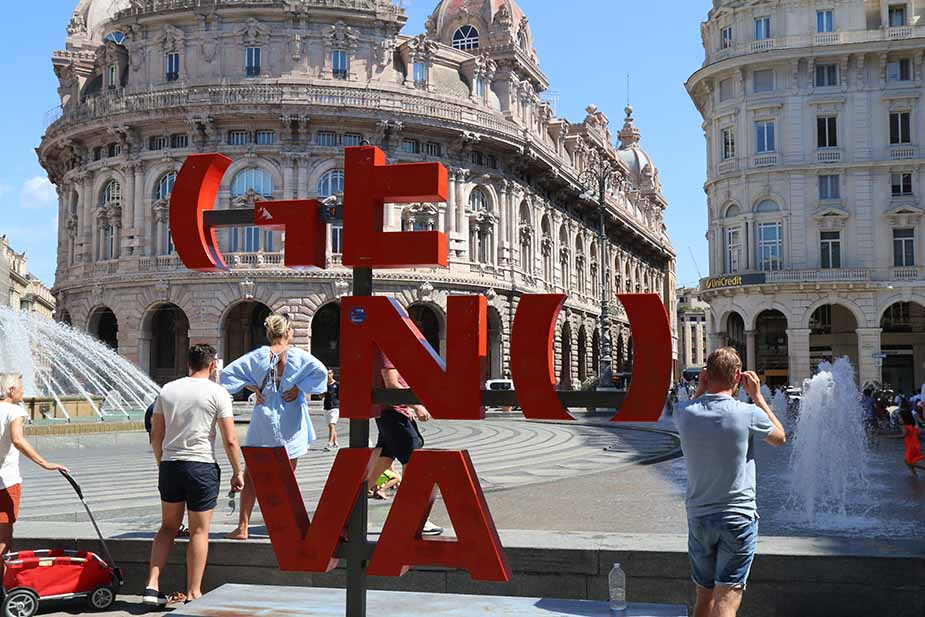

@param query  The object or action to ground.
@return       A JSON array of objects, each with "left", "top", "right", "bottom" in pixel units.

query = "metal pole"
[
  {"left": 346, "top": 266, "right": 372, "bottom": 617},
  {"left": 598, "top": 174, "right": 613, "bottom": 388}
]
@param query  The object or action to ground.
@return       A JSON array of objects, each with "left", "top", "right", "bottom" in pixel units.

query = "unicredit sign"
[{"left": 169, "top": 146, "right": 672, "bottom": 582}]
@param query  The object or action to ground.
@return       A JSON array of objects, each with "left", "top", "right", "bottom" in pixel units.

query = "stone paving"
[{"left": 21, "top": 413, "right": 680, "bottom": 531}]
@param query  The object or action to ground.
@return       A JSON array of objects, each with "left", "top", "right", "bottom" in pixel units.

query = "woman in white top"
[{"left": 0, "top": 373, "right": 68, "bottom": 576}]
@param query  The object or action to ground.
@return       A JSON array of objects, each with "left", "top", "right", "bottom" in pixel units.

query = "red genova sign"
[{"left": 169, "top": 146, "right": 672, "bottom": 582}]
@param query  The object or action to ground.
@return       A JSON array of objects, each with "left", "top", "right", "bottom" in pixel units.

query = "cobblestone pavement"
[{"left": 21, "top": 414, "right": 679, "bottom": 530}]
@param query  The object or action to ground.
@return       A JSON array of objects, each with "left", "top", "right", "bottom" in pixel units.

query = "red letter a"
[
  {"left": 242, "top": 447, "right": 377, "bottom": 572},
  {"left": 367, "top": 450, "right": 511, "bottom": 582}
]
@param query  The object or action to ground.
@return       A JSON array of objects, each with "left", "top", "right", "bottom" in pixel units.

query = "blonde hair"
[
  {"left": 264, "top": 313, "right": 293, "bottom": 343},
  {"left": 0, "top": 373, "right": 22, "bottom": 400},
  {"left": 706, "top": 347, "right": 742, "bottom": 389}
]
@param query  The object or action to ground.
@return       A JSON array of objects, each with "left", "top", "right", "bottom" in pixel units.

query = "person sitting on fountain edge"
[
  {"left": 898, "top": 405, "right": 925, "bottom": 477},
  {"left": 675, "top": 348, "right": 787, "bottom": 617}
]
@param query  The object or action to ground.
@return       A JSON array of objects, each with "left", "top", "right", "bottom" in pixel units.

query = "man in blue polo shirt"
[{"left": 675, "top": 347, "right": 786, "bottom": 617}]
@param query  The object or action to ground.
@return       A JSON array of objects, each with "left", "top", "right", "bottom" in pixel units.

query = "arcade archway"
[
  {"left": 755, "top": 310, "right": 788, "bottom": 387},
  {"left": 142, "top": 304, "right": 190, "bottom": 385},
  {"left": 809, "top": 304, "right": 858, "bottom": 374},
  {"left": 223, "top": 301, "right": 271, "bottom": 366},
  {"left": 880, "top": 301, "right": 925, "bottom": 394},
  {"left": 88, "top": 307, "right": 118, "bottom": 351},
  {"left": 559, "top": 322, "right": 572, "bottom": 389},
  {"left": 726, "top": 312, "right": 746, "bottom": 368},
  {"left": 311, "top": 303, "right": 340, "bottom": 370},
  {"left": 577, "top": 325, "right": 588, "bottom": 383},
  {"left": 487, "top": 307, "right": 503, "bottom": 381},
  {"left": 409, "top": 303, "right": 444, "bottom": 358}
]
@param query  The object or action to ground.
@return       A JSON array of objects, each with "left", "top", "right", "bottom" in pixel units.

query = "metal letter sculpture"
[{"left": 169, "top": 145, "right": 672, "bottom": 616}]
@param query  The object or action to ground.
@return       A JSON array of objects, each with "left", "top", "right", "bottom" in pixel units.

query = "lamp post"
[{"left": 579, "top": 150, "right": 621, "bottom": 389}]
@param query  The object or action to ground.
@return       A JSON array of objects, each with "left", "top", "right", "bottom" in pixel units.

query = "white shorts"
[{"left": 325, "top": 408, "right": 340, "bottom": 425}]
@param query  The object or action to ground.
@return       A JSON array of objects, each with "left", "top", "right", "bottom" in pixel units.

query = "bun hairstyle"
[{"left": 264, "top": 313, "right": 293, "bottom": 343}]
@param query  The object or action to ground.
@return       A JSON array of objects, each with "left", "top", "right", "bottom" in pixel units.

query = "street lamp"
[{"left": 578, "top": 149, "right": 622, "bottom": 390}]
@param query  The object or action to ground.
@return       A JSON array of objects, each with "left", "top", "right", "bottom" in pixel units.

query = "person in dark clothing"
[{"left": 323, "top": 370, "right": 340, "bottom": 452}]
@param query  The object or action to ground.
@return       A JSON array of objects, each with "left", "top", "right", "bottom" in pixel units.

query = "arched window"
[
  {"left": 154, "top": 172, "right": 178, "bottom": 256},
  {"left": 575, "top": 237, "right": 586, "bottom": 294},
  {"left": 230, "top": 168, "right": 275, "bottom": 253},
  {"left": 755, "top": 199, "right": 780, "bottom": 213},
  {"left": 317, "top": 170, "right": 346, "bottom": 255},
  {"left": 231, "top": 167, "right": 274, "bottom": 198},
  {"left": 541, "top": 215, "right": 553, "bottom": 283},
  {"left": 100, "top": 179, "right": 121, "bottom": 206},
  {"left": 317, "top": 170, "right": 345, "bottom": 197},
  {"left": 519, "top": 202, "right": 533, "bottom": 275},
  {"left": 559, "top": 225, "right": 570, "bottom": 289},
  {"left": 724, "top": 203, "right": 742, "bottom": 218},
  {"left": 452, "top": 25, "right": 480, "bottom": 51},
  {"left": 469, "top": 187, "right": 489, "bottom": 212},
  {"left": 154, "top": 172, "right": 177, "bottom": 201}
]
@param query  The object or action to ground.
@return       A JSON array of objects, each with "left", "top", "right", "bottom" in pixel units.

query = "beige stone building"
[
  {"left": 688, "top": 0, "right": 925, "bottom": 391},
  {"left": 39, "top": 0, "right": 676, "bottom": 387},
  {"left": 677, "top": 287, "right": 710, "bottom": 373},
  {"left": 0, "top": 236, "right": 56, "bottom": 318}
]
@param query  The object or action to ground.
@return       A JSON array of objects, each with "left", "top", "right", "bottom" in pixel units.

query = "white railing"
[
  {"left": 766, "top": 268, "right": 871, "bottom": 283},
  {"left": 92, "top": 261, "right": 118, "bottom": 276},
  {"left": 138, "top": 255, "right": 182, "bottom": 272},
  {"left": 753, "top": 153, "right": 778, "bottom": 167},
  {"left": 705, "top": 27, "right": 925, "bottom": 65},
  {"left": 226, "top": 252, "right": 286, "bottom": 269},
  {"left": 889, "top": 26, "right": 914, "bottom": 40},
  {"left": 750, "top": 38, "right": 776, "bottom": 52},
  {"left": 817, "top": 149, "right": 842, "bottom": 163},
  {"left": 814, "top": 32, "right": 842, "bottom": 45},
  {"left": 717, "top": 159, "right": 738, "bottom": 174},
  {"left": 890, "top": 146, "right": 917, "bottom": 160},
  {"left": 893, "top": 267, "right": 921, "bottom": 280}
]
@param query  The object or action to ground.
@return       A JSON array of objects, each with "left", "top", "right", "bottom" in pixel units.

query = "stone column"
[
  {"left": 445, "top": 169, "right": 457, "bottom": 235},
  {"left": 745, "top": 330, "right": 757, "bottom": 372},
  {"left": 283, "top": 154, "right": 295, "bottom": 200},
  {"left": 296, "top": 156, "right": 309, "bottom": 200},
  {"left": 786, "top": 328, "right": 812, "bottom": 386},
  {"left": 81, "top": 172, "right": 94, "bottom": 262},
  {"left": 122, "top": 164, "right": 135, "bottom": 256},
  {"left": 683, "top": 321, "right": 692, "bottom": 367},
  {"left": 497, "top": 181, "right": 509, "bottom": 265},
  {"left": 133, "top": 164, "right": 146, "bottom": 254},
  {"left": 857, "top": 327, "right": 883, "bottom": 386},
  {"left": 456, "top": 174, "right": 469, "bottom": 261}
]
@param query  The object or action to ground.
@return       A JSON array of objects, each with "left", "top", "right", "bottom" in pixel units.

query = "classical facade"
[
  {"left": 40, "top": 0, "right": 676, "bottom": 387},
  {"left": 677, "top": 287, "right": 709, "bottom": 372},
  {"left": 0, "top": 236, "right": 55, "bottom": 318},
  {"left": 688, "top": 0, "right": 925, "bottom": 391}
]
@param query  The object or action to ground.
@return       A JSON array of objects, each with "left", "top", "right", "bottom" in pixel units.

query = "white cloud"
[{"left": 19, "top": 176, "right": 57, "bottom": 209}]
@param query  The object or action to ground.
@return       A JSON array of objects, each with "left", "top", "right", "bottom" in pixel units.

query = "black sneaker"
[{"left": 142, "top": 588, "right": 168, "bottom": 606}]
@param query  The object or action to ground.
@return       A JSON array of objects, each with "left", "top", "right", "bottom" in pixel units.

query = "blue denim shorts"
[{"left": 687, "top": 512, "right": 759, "bottom": 590}]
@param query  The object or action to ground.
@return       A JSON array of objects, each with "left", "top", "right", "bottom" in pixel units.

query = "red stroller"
[{"left": 2, "top": 470, "right": 123, "bottom": 617}]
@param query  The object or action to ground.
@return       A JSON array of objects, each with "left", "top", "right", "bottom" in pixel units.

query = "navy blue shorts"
[
  {"left": 158, "top": 461, "right": 221, "bottom": 512},
  {"left": 375, "top": 409, "right": 424, "bottom": 464}
]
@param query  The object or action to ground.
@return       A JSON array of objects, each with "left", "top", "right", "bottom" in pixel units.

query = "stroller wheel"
[
  {"left": 3, "top": 589, "right": 38, "bottom": 617},
  {"left": 90, "top": 585, "right": 116, "bottom": 610}
]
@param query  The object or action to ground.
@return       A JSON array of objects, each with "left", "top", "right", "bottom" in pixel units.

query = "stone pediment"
[
  {"left": 884, "top": 203, "right": 925, "bottom": 226},
  {"left": 811, "top": 205, "right": 850, "bottom": 230}
]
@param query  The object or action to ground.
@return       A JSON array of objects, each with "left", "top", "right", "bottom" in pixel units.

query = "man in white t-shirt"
[
  {"left": 144, "top": 345, "right": 244, "bottom": 606},
  {"left": 0, "top": 373, "right": 68, "bottom": 577}
]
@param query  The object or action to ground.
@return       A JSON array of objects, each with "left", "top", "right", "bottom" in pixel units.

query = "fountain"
[
  {"left": 0, "top": 307, "right": 159, "bottom": 422},
  {"left": 786, "top": 358, "right": 870, "bottom": 525},
  {"left": 771, "top": 388, "right": 789, "bottom": 429}
]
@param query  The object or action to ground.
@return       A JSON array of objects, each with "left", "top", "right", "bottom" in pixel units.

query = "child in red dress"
[{"left": 899, "top": 407, "right": 925, "bottom": 476}]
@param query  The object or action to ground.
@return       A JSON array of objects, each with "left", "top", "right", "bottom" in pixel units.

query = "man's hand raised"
[{"left": 741, "top": 371, "right": 764, "bottom": 403}]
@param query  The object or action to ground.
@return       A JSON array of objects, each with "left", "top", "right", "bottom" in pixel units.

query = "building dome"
[
  {"left": 616, "top": 106, "right": 660, "bottom": 192},
  {"left": 70, "top": 0, "right": 131, "bottom": 41},
  {"left": 427, "top": 0, "right": 535, "bottom": 61}
]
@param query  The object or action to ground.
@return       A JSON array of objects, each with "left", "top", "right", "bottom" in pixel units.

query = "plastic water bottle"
[{"left": 608, "top": 563, "right": 627, "bottom": 614}]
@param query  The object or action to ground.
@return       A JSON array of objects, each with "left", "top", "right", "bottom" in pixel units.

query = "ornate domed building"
[{"left": 39, "top": 0, "right": 677, "bottom": 387}]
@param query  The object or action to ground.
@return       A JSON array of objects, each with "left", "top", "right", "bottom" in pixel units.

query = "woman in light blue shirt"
[{"left": 221, "top": 313, "right": 327, "bottom": 540}]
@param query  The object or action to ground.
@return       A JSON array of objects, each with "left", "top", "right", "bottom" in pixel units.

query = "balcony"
[
  {"left": 816, "top": 149, "right": 842, "bottom": 164},
  {"left": 717, "top": 159, "right": 738, "bottom": 175},
  {"left": 752, "top": 153, "right": 778, "bottom": 167},
  {"left": 889, "top": 26, "right": 914, "bottom": 40},
  {"left": 166, "top": 72, "right": 179, "bottom": 82},
  {"left": 889, "top": 145, "right": 918, "bottom": 160},
  {"left": 702, "top": 27, "right": 925, "bottom": 66},
  {"left": 893, "top": 266, "right": 921, "bottom": 280},
  {"left": 245, "top": 66, "right": 261, "bottom": 77},
  {"left": 814, "top": 32, "right": 842, "bottom": 45}
]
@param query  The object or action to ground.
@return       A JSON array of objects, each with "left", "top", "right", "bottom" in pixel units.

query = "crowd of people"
[{"left": 138, "top": 312, "right": 442, "bottom": 605}]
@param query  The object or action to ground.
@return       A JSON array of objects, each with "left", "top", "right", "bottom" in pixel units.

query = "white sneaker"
[{"left": 421, "top": 520, "right": 443, "bottom": 536}]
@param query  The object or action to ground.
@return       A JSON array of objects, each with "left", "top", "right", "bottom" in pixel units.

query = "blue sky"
[{"left": 0, "top": 0, "right": 711, "bottom": 288}]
